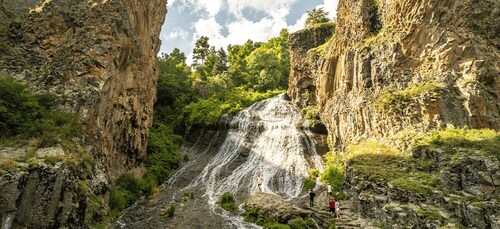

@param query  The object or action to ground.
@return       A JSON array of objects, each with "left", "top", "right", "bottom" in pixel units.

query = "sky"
[{"left": 159, "top": 0, "right": 339, "bottom": 63}]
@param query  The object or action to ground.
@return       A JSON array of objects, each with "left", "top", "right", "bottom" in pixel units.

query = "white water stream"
[
  {"left": 167, "top": 93, "right": 324, "bottom": 228},
  {"left": 115, "top": 93, "right": 325, "bottom": 228}
]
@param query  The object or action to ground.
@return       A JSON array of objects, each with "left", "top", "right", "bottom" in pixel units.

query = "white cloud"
[
  {"left": 227, "top": 0, "right": 298, "bottom": 19},
  {"left": 193, "top": 17, "right": 224, "bottom": 41},
  {"left": 167, "top": 28, "right": 189, "bottom": 40},
  {"left": 182, "top": 0, "right": 225, "bottom": 16},
  {"left": 179, "top": 0, "right": 340, "bottom": 64},
  {"left": 320, "top": 0, "right": 339, "bottom": 18},
  {"left": 287, "top": 12, "right": 308, "bottom": 32}
]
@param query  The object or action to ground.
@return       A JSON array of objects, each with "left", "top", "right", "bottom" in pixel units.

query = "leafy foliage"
[
  {"left": 305, "top": 8, "right": 330, "bottom": 27},
  {"left": 0, "top": 77, "right": 82, "bottom": 148},
  {"left": 303, "top": 178, "right": 316, "bottom": 191},
  {"left": 217, "top": 192, "right": 239, "bottom": 212},
  {"left": 375, "top": 82, "right": 442, "bottom": 114},
  {"left": 319, "top": 152, "right": 346, "bottom": 199}
]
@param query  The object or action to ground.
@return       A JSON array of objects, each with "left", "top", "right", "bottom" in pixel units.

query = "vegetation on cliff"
[{"left": 0, "top": 77, "right": 82, "bottom": 150}]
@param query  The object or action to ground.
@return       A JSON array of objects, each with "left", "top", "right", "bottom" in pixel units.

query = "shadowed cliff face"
[
  {"left": 289, "top": 0, "right": 500, "bottom": 149},
  {"left": 6, "top": 0, "right": 167, "bottom": 179}
]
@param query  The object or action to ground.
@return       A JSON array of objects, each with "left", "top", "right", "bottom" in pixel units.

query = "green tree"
[
  {"left": 212, "top": 47, "right": 228, "bottom": 75},
  {"left": 193, "top": 36, "right": 210, "bottom": 64},
  {"left": 305, "top": 7, "right": 330, "bottom": 27}
]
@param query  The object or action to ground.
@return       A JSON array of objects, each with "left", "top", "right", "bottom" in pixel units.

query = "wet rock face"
[
  {"left": 7, "top": 0, "right": 167, "bottom": 178},
  {"left": 288, "top": 0, "right": 500, "bottom": 149}
]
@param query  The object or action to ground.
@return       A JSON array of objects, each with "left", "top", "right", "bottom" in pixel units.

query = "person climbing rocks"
[
  {"left": 327, "top": 183, "right": 332, "bottom": 196},
  {"left": 335, "top": 199, "right": 341, "bottom": 218},
  {"left": 329, "top": 198, "right": 335, "bottom": 217},
  {"left": 309, "top": 189, "right": 316, "bottom": 207},
  {"left": 257, "top": 174, "right": 263, "bottom": 192}
]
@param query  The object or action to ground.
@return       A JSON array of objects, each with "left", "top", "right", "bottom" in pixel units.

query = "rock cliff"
[
  {"left": 6, "top": 0, "right": 167, "bottom": 178},
  {"left": 288, "top": 0, "right": 500, "bottom": 228},
  {"left": 289, "top": 0, "right": 500, "bottom": 148},
  {"left": 1, "top": 0, "right": 167, "bottom": 227}
]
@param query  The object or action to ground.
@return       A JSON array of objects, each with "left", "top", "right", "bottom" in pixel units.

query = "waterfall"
[
  {"left": 115, "top": 93, "right": 325, "bottom": 228},
  {"left": 180, "top": 93, "right": 324, "bottom": 227}
]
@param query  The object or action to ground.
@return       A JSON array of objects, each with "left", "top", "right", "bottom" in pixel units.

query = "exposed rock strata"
[
  {"left": 345, "top": 148, "right": 499, "bottom": 228},
  {"left": 1, "top": 0, "right": 167, "bottom": 227},
  {"left": 5, "top": 0, "right": 167, "bottom": 178},
  {"left": 288, "top": 0, "right": 500, "bottom": 149}
]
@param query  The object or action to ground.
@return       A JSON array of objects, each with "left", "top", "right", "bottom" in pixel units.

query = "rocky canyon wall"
[
  {"left": 289, "top": 0, "right": 500, "bottom": 149},
  {"left": 1, "top": 0, "right": 167, "bottom": 227},
  {"left": 5, "top": 0, "right": 167, "bottom": 178}
]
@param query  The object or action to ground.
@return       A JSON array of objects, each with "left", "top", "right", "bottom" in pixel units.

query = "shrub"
[
  {"left": 264, "top": 222, "right": 290, "bottom": 229},
  {"left": 109, "top": 189, "right": 128, "bottom": 212},
  {"left": 303, "top": 178, "right": 316, "bottom": 191},
  {"left": 301, "top": 106, "right": 319, "bottom": 120},
  {"left": 44, "top": 156, "right": 58, "bottom": 166},
  {"left": 375, "top": 82, "right": 442, "bottom": 114},
  {"left": 163, "top": 204, "right": 175, "bottom": 218},
  {"left": 217, "top": 192, "right": 238, "bottom": 212},
  {"left": 244, "top": 206, "right": 265, "bottom": 224},
  {"left": 289, "top": 217, "right": 316, "bottom": 229},
  {"left": 319, "top": 152, "right": 346, "bottom": 199},
  {"left": 0, "top": 77, "right": 82, "bottom": 148}
]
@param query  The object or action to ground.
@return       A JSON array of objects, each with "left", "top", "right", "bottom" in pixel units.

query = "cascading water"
[
  {"left": 115, "top": 93, "right": 325, "bottom": 228},
  {"left": 174, "top": 93, "right": 323, "bottom": 227}
]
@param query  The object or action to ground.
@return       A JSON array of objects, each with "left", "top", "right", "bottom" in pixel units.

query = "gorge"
[{"left": 0, "top": 0, "right": 499, "bottom": 228}]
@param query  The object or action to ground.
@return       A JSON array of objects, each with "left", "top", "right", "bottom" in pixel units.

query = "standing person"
[
  {"left": 329, "top": 198, "right": 335, "bottom": 217},
  {"left": 335, "top": 199, "right": 341, "bottom": 218},
  {"left": 309, "top": 189, "right": 316, "bottom": 207},
  {"left": 327, "top": 183, "right": 332, "bottom": 196},
  {"left": 257, "top": 174, "right": 263, "bottom": 192}
]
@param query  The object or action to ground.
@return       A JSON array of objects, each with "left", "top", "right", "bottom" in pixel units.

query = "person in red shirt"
[{"left": 329, "top": 198, "right": 335, "bottom": 216}]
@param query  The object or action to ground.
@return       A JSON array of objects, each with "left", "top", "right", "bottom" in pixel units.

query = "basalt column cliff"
[
  {"left": 289, "top": 0, "right": 500, "bottom": 148},
  {"left": 4, "top": 0, "right": 167, "bottom": 177},
  {"left": 0, "top": 0, "right": 167, "bottom": 227}
]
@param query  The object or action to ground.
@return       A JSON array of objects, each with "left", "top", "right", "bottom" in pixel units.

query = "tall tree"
[
  {"left": 305, "top": 7, "right": 330, "bottom": 28},
  {"left": 212, "top": 47, "right": 228, "bottom": 75},
  {"left": 169, "top": 48, "right": 187, "bottom": 64},
  {"left": 193, "top": 36, "right": 210, "bottom": 64}
]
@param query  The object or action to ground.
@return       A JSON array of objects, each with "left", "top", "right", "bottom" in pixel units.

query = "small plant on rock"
[{"left": 217, "top": 192, "right": 238, "bottom": 212}]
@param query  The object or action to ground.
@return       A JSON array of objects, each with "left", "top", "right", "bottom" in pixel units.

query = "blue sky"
[{"left": 159, "top": 0, "right": 339, "bottom": 63}]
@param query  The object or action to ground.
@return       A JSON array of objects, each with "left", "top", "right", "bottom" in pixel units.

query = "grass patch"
[
  {"left": 347, "top": 139, "right": 440, "bottom": 196},
  {"left": 417, "top": 128, "right": 500, "bottom": 159},
  {"left": 416, "top": 209, "right": 441, "bottom": 222},
  {"left": 217, "top": 192, "right": 238, "bottom": 212},
  {"left": 289, "top": 217, "right": 316, "bottom": 229},
  {"left": 375, "top": 82, "right": 442, "bottom": 114}
]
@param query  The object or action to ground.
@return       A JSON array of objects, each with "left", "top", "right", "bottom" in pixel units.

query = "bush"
[
  {"left": 319, "top": 152, "right": 346, "bottom": 199},
  {"left": 0, "top": 77, "right": 82, "bottom": 148},
  {"left": 264, "top": 222, "right": 290, "bottom": 229},
  {"left": 217, "top": 192, "right": 238, "bottom": 212},
  {"left": 244, "top": 206, "right": 265, "bottom": 224},
  {"left": 289, "top": 217, "right": 316, "bottom": 229},
  {"left": 303, "top": 178, "right": 316, "bottom": 191},
  {"left": 375, "top": 82, "right": 442, "bottom": 114},
  {"left": 163, "top": 205, "right": 175, "bottom": 218}
]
